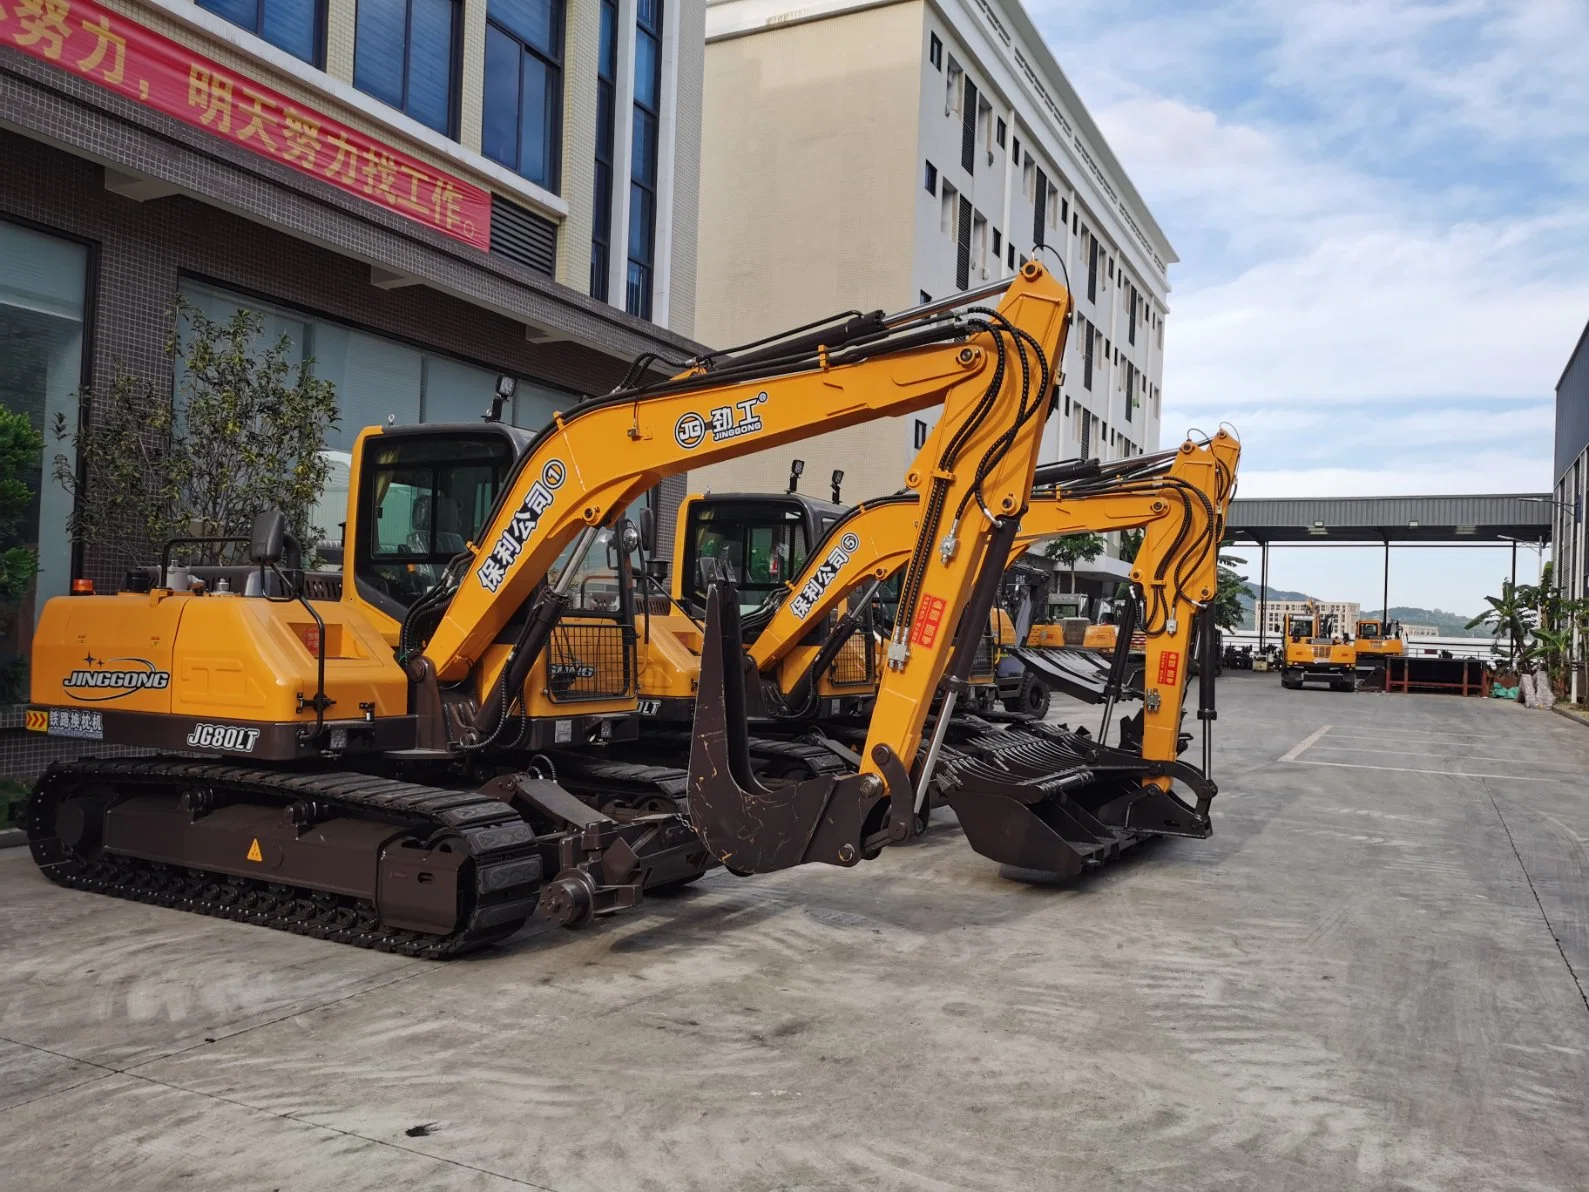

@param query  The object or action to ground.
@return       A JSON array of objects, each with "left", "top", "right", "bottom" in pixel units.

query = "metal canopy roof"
[{"left": 1225, "top": 494, "right": 1553, "bottom": 544}]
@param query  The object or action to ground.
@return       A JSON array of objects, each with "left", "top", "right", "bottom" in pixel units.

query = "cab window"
[
  {"left": 356, "top": 434, "right": 514, "bottom": 611},
  {"left": 684, "top": 502, "right": 810, "bottom": 612}
]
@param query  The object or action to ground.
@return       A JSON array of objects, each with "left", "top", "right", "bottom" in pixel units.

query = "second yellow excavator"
[{"left": 613, "top": 431, "right": 1239, "bottom": 872}]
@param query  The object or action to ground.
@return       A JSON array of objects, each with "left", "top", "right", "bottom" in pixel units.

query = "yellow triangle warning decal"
[{"left": 246, "top": 838, "right": 263, "bottom": 863}]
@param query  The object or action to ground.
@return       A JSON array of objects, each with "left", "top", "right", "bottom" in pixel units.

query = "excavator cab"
[{"left": 676, "top": 491, "right": 843, "bottom": 619}]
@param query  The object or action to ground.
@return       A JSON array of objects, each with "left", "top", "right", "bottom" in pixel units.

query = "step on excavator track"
[{"left": 26, "top": 758, "right": 543, "bottom": 958}]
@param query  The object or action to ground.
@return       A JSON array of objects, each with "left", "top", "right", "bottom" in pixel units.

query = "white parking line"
[
  {"left": 1325, "top": 732, "right": 1497, "bottom": 745},
  {"left": 1280, "top": 725, "right": 1332, "bottom": 763},
  {"left": 1307, "top": 744, "right": 1564, "bottom": 764},
  {"left": 1285, "top": 759, "right": 1558, "bottom": 783}
]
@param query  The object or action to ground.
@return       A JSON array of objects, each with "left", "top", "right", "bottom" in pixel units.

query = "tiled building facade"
[{"left": 0, "top": 0, "right": 705, "bottom": 771}]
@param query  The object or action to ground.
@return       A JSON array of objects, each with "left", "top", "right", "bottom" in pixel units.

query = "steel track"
[{"left": 26, "top": 758, "right": 544, "bottom": 958}]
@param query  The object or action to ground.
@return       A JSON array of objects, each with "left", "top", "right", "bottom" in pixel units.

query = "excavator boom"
[{"left": 421, "top": 266, "right": 1067, "bottom": 688}]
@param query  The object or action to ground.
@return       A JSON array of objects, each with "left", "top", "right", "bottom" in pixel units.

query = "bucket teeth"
[{"left": 941, "top": 721, "right": 1211, "bottom": 876}]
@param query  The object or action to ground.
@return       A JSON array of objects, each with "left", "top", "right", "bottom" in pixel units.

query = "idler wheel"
[{"left": 540, "top": 869, "right": 598, "bottom": 930}]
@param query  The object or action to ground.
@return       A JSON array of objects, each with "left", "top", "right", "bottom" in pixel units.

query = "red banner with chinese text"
[{"left": 0, "top": 0, "right": 492, "bottom": 250}]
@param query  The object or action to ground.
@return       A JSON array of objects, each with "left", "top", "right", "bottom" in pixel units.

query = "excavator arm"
[
  {"left": 748, "top": 434, "right": 1239, "bottom": 743},
  {"left": 687, "top": 431, "right": 1240, "bottom": 878}
]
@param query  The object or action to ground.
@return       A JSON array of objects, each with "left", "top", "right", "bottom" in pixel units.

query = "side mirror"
[
  {"left": 639, "top": 506, "right": 656, "bottom": 554},
  {"left": 250, "top": 508, "right": 287, "bottom": 565}
]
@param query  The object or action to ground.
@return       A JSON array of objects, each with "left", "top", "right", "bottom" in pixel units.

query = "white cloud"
[
  {"left": 1024, "top": 0, "right": 1587, "bottom": 600},
  {"left": 1236, "top": 456, "right": 1551, "bottom": 500}
]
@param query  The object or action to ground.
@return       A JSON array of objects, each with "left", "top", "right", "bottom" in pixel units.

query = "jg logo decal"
[
  {"left": 674, "top": 412, "right": 707, "bottom": 450},
  {"left": 675, "top": 392, "right": 768, "bottom": 450}
]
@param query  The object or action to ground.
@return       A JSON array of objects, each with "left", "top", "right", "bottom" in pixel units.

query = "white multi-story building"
[
  {"left": 689, "top": 0, "right": 1175, "bottom": 501},
  {"left": 1258, "top": 600, "right": 1363, "bottom": 639}
]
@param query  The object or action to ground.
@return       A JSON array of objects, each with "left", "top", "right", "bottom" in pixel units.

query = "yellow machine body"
[
  {"left": 31, "top": 586, "right": 408, "bottom": 755},
  {"left": 1280, "top": 604, "right": 1357, "bottom": 691},
  {"left": 1353, "top": 620, "right": 1404, "bottom": 661}
]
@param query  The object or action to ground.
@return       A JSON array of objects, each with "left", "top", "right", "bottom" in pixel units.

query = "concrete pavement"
[{"left": 1, "top": 674, "right": 1586, "bottom": 1190}]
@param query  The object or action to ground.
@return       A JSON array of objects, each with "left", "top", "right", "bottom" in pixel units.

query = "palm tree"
[{"left": 1466, "top": 580, "right": 1530, "bottom": 666}]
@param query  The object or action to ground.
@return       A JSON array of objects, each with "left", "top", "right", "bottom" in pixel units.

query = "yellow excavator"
[
  {"left": 625, "top": 434, "right": 1238, "bottom": 803},
  {"left": 1353, "top": 618, "right": 1403, "bottom": 685},
  {"left": 1280, "top": 600, "right": 1357, "bottom": 691},
  {"left": 22, "top": 263, "right": 1226, "bottom": 953}
]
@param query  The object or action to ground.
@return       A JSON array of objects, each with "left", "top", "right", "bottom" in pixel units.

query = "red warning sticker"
[
  {"left": 1157, "top": 651, "right": 1181, "bottom": 686},
  {"left": 910, "top": 593, "right": 947, "bottom": 648}
]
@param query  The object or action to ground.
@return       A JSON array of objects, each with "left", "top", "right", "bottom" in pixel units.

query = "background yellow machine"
[
  {"left": 1280, "top": 601, "right": 1357, "bottom": 691},
  {"left": 1353, "top": 618, "right": 1404, "bottom": 685}
]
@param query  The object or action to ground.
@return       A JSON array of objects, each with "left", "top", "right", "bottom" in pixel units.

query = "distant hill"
[
  {"left": 1233, "top": 586, "right": 1478, "bottom": 636},
  {"left": 1384, "top": 607, "right": 1482, "bottom": 636}
]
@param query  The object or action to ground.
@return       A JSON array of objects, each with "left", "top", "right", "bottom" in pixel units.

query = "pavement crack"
[
  {"left": 1485, "top": 785, "right": 1589, "bottom": 1021},
  {"left": 120, "top": 964, "right": 432, "bottom": 1074},
  {"left": 126, "top": 1068, "right": 562, "bottom": 1191}
]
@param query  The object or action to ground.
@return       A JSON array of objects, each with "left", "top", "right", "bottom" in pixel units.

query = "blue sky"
[{"left": 1028, "top": 0, "right": 1589, "bottom": 615}]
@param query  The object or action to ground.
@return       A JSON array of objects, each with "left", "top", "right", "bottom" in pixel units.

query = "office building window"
[
  {"left": 1032, "top": 167, "right": 1048, "bottom": 248},
  {"left": 354, "top": 0, "right": 460, "bottom": 135},
  {"left": 1128, "top": 289, "right": 1137, "bottom": 345},
  {"left": 590, "top": 0, "right": 618, "bottom": 299},
  {"left": 928, "top": 32, "right": 942, "bottom": 70},
  {"left": 1060, "top": 196, "right": 1068, "bottom": 225},
  {"left": 946, "top": 57, "right": 963, "bottom": 117},
  {"left": 1012, "top": 136, "right": 1020, "bottom": 166},
  {"left": 924, "top": 160, "right": 937, "bottom": 195},
  {"left": 200, "top": 0, "right": 324, "bottom": 65},
  {"left": 995, "top": 117, "right": 1006, "bottom": 148},
  {"left": 914, "top": 419, "right": 930, "bottom": 449},
  {"left": 1006, "top": 243, "right": 1014, "bottom": 269},
  {"left": 920, "top": 291, "right": 932, "bottom": 304},
  {"left": 626, "top": 0, "right": 663, "bottom": 319},
  {"left": 483, "top": 0, "right": 564, "bottom": 190},
  {"left": 0, "top": 220, "right": 87, "bottom": 638},
  {"left": 991, "top": 227, "right": 1001, "bottom": 259},
  {"left": 960, "top": 77, "right": 978, "bottom": 173}
]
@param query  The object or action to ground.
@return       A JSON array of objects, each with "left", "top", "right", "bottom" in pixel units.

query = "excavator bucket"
[
  {"left": 1002, "top": 645, "right": 1114, "bottom": 704},
  {"left": 936, "top": 719, "right": 1217, "bottom": 876},
  {"left": 686, "top": 582, "right": 901, "bottom": 873}
]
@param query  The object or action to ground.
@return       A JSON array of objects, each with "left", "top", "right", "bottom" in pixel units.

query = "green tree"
[
  {"left": 1042, "top": 531, "right": 1105, "bottom": 594},
  {"left": 1468, "top": 563, "right": 1589, "bottom": 695},
  {"left": 1466, "top": 579, "right": 1532, "bottom": 668},
  {"left": 0, "top": 404, "right": 43, "bottom": 702},
  {"left": 1118, "top": 527, "right": 1143, "bottom": 564},
  {"left": 0, "top": 405, "right": 42, "bottom": 603},
  {"left": 1212, "top": 554, "right": 1250, "bottom": 632},
  {"left": 55, "top": 301, "right": 339, "bottom": 571}
]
